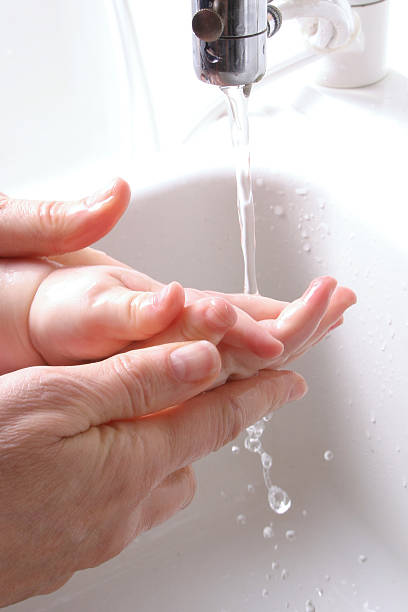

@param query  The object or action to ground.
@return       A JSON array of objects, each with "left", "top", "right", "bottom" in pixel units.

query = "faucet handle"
[{"left": 192, "top": 8, "right": 224, "bottom": 42}]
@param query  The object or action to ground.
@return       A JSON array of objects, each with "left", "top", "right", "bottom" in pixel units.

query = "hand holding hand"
[{"left": 0, "top": 341, "right": 306, "bottom": 606}]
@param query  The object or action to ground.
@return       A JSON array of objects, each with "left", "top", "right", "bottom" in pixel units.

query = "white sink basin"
[{"left": 10, "top": 72, "right": 408, "bottom": 612}]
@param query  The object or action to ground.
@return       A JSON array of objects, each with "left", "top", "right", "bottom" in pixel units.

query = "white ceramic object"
[
  {"left": 315, "top": 0, "right": 390, "bottom": 87},
  {"left": 8, "top": 65, "right": 408, "bottom": 611}
]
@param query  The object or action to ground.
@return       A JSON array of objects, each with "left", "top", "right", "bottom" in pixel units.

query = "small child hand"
[{"left": 136, "top": 276, "right": 356, "bottom": 386}]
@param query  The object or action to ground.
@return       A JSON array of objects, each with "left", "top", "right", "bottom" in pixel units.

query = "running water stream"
[{"left": 222, "top": 85, "right": 291, "bottom": 515}]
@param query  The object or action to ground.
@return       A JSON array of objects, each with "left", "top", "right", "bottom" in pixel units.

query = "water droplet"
[
  {"left": 271, "top": 561, "right": 279, "bottom": 570},
  {"left": 285, "top": 603, "right": 290, "bottom": 609},
  {"left": 231, "top": 445, "right": 240, "bottom": 455},
  {"left": 370, "top": 414, "right": 376, "bottom": 424},
  {"left": 244, "top": 437, "right": 262, "bottom": 453},
  {"left": 247, "top": 421, "right": 265, "bottom": 437},
  {"left": 303, "top": 243, "right": 311, "bottom": 253},
  {"left": 268, "top": 487, "right": 292, "bottom": 514},
  {"left": 281, "top": 568, "right": 289, "bottom": 580},
  {"left": 285, "top": 529, "right": 296, "bottom": 542},
  {"left": 265, "top": 572, "right": 272, "bottom": 581},
  {"left": 305, "top": 600, "right": 315, "bottom": 612},
  {"left": 263, "top": 525, "right": 274, "bottom": 539},
  {"left": 303, "top": 213, "right": 310, "bottom": 221},
  {"left": 296, "top": 187, "right": 309, "bottom": 196},
  {"left": 402, "top": 479, "right": 407, "bottom": 489},
  {"left": 247, "top": 483, "right": 255, "bottom": 494},
  {"left": 263, "top": 412, "right": 274, "bottom": 422},
  {"left": 274, "top": 205, "right": 284, "bottom": 216},
  {"left": 315, "top": 587, "right": 323, "bottom": 597},
  {"left": 324, "top": 450, "right": 334, "bottom": 461},
  {"left": 262, "top": 588, "right": 269, "bottom": 598},
  {"left": 236, "top": 514, "right": 247, "bottom": 526},
  {"left": 261, "top": 452, "right": 273, "bottom": 469},
  {"left": 318, "top": 199, "right": 326, "bottom": 209},
  {"left": 301, "top": 509, "right": 308, "bottom": 517},
  {"left": 274, "top": 543, "right": 279, "bottom": 551},
  {"left": 358, "top": 554, "right": 367, "bottom": 564}
]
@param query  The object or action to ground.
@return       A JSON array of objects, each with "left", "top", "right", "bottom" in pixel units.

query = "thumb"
[
  {"left": 0, "top": 178, "right": 130, "bottom": 257},
  {"left": 0, "top": 341, "right": 222, "bottom": 439}
]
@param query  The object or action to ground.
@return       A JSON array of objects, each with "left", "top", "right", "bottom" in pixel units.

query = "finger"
[
  {"left": 203, "top": 290, "right": 288, "bottom": 320},
  {"left": 22, "top": 341, "right": 222, "bottom": 434},
  {"left": 260, "top": 277, "right": 337, "bottom": 356},
  {"left": 134, "top": 297, "right": 237, "bottom": 350},
  {"left": 137, "top": 467, "right": 197, "bottom": 534},
  {"left": 0, "top": 178, "right": 130, "bottom": 257},
  {"left": 283, "top": 286, "right": 356, "bottom": 364},
  {"left": 136, "top": 369, "right": 307, "bottom": 483},
  {"left": 172, "top": 288, "right": 284, "bottom": 360},
  {"left": 80, "top": 467, "right": 197, "bottom": 569},
  {"left": 304, "top": 285, "right": 356, "bottom": 342},
  {"left": 220, "top": 307, "right": 284, "bottom": 358},
  {"left": 88, "top": 280, "right": 186, "bottom": 342}
]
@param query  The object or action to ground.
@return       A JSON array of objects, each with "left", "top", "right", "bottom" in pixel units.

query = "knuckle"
[
  {"left": 266, "top": 373, "right": 289, "bottom": 409},
  {"left": 36, "top": 199, "right": 69, "bottom": 253},
  {"left": 213, "top": 394, "right": 246, "bottom": 451},
  {"left": 110, "top": 353, "right": 152, "bottom": 418},
  {"left": 37, "top": 199, "right": 64, "bottom": 230}
]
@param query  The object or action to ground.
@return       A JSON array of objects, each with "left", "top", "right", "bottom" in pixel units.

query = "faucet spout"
[{"left": 191, "top": 1, "right": 282, "bottom": 87}]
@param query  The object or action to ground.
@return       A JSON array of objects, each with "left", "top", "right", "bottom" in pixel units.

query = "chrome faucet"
[{"left": 191, "top": 0, "right": 282, "bottom": 87}]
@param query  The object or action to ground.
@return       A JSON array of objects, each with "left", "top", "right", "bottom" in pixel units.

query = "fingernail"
[
  {"left": 170, "top": 341, "right": 219, "bottom": 382},
  {"left": 205, "top": 298, "right": 237, "bottom": 330},
  {"left": 288, "top": 377, "right": 308, "bottom": 401},
  {"left": 86, "top": 179, "right": 117, "bottom": 209}
]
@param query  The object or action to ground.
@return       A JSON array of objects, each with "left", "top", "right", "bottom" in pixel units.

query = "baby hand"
[
  {"left": 29, "top": 267, "right": 284, "bottom": 367},
  {"left": 28, "top": 265, "right": 188, "bottom": 365},
  {"left": 136, "top": 276, "right": 356, "bottom": 386}
]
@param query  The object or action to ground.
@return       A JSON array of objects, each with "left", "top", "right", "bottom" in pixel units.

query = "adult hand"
[
  {"left": 0, "top": 179, "right": 130, "bottom": 257},
  {"left": 0, "top": 341, "right": 306, "bottom": 607}
]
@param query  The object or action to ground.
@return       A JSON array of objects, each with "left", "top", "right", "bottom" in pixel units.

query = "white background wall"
[{"left": 0, "top": 1, "right": 407, "bottom": 197}]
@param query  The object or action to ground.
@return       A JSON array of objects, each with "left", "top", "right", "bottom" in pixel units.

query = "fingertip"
[
  {"left": 288, "top": 373, "right": 308, "bottom": 402},
  {"left": 169, "top": 340, "right": 221, "bottom": 383},
  {"left": 58, "top": 178, "right": 131, "bottom": 254},
  {"left": 111, "top": 177, "right": 131, "bottom": 199},
  {"left": 343, "top": 287, "right": 357, "bottom": 306},
  {"left": 302, "top": 276, "right": 337, "bottom": 305},
  {"left": 204, "top": 298, "right": 237, "bottom": 332},
  {"left": 155, "top": 281, "right": 185, "bottom": 313},
  {"left": 168, "top": 281, "right": 186, "bottom": 307},
  {"left": 250, "top": 330, "right": 284, "bottom": 359}
]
